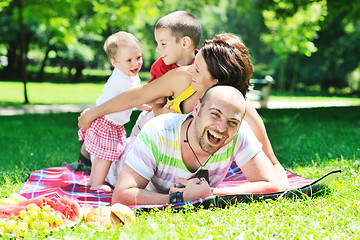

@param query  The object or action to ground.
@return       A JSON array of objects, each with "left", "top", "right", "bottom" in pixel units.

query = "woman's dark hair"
[{"left": 201, "top": 33, "right": 253, "bottom": 97}]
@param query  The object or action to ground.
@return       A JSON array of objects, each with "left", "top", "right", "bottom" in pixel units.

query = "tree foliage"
[
  {"left": 0, "top": 0, "right": 359, "bottom": 102},
  {"left": 301, "top": 0, "right": 360, "bottom": 90},
  {"left": 261, "top": 0, "right": 327, "bottom": 95}
]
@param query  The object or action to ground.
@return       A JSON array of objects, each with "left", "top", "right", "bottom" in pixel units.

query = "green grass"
[
  {"left": 1, "top": 81, "right": 360, "bottom": 106},
  {"left": 0, "top": 82, "right": 104, "bottom": 105},
  {"left": 0, "top": 81, "right": 153, "bottom": 106},
  {"left": 269, "top": 95, "right": 360, "bottom": 103},
  {"left": 1, "top": 107, "right": 359, "bottom": 239}
]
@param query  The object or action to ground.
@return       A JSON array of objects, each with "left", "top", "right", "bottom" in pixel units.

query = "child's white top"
[{"left": 96, "top": 67, "right": 141, "bottom": 125}]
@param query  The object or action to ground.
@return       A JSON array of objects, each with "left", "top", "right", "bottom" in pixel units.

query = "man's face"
[{"left": 193, "top": 93, "right": 245, "bottom": 154}]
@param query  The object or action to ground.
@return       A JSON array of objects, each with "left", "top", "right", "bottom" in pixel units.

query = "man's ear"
[
  {"left": 193, "top": 99, "right": 201, "bottom": 115},
  {"left": 181, "top": 36, "right": 192, "bottom": 49}
]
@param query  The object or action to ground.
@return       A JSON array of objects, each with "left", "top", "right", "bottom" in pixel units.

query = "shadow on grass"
[
  {"left": 257, "top": 106, "right": 360, "bottom": 170},
  {"left": 0, "top": 101, "right": 26, "bottom": 107}
]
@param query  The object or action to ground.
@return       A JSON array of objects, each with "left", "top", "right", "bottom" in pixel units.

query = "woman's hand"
[
  {"left": 78, "top": 108, "right": 96, "bottom": 131},
  {"left": 169, "top": 177, "right": 212, "bottom": 202}
]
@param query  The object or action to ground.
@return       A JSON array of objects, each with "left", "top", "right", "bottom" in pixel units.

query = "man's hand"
[{"left": 169, "top": 177, "right": 212, "bottom": 202}]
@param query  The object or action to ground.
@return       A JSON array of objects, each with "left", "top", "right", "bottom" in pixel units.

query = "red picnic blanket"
[{"left": 19, "top": 163, "right": 339, "bottom": 210}]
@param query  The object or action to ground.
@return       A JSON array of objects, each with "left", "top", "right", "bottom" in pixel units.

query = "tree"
[
  {"left": 261, "top": 0, "right": 327, "bottom": 96},
  {"left": 18, "top": 0, "right": 28, "bottom": 103},
  {"left": 0, "top": 0, "right": 162, "bottom": 102},
  {"left": 199, "top": 0, "right": 273, "bottom": 78},
  {"left": 302, "top": 0, "right": 360, "bottom": 91}
]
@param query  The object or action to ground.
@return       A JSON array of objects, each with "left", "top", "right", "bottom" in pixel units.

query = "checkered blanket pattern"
[{"left": 19, "top": 163, "right": 315, "bottom": 209}]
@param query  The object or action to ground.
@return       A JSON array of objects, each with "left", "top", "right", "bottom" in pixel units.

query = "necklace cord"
[{"left": 184, "top": 118, "right": 212, "bottom": 171}]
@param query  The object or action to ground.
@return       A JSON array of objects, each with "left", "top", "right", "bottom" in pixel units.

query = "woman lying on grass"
[{"left": 78, "top": 33, "right": 290, "bottom": 189}]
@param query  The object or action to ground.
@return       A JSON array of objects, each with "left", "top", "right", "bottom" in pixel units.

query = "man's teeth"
[{"left": 209, "top": 130, "right": 221, "bottom": 140}]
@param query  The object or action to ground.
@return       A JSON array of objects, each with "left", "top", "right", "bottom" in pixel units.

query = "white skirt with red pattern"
[{"left": 78, "top": 116, "right": 127, "bottom": 162}]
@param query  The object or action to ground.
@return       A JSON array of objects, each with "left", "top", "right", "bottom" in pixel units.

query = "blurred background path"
[{"left": 1, "top": 101, "right": 359, "bottom": 116}]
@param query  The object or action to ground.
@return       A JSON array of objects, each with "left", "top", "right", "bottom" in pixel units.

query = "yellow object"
[
  {"left": 0, "top": 198, "right": 17, "bottom": 206},
  {"left": 85, "top": 203, "right": 136, "bottom": 228},
  {"left": 110, "top": 203, "right": 136, "bottom": 227},
  {"left": 167, "top": 86, "right": 196, "bottom": 114},
  {"left": 8, "top": 193, "right": 27, "bottom": 202}
]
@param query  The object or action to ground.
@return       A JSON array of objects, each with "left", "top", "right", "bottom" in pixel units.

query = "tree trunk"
[
  {"left": 289, "top": 55, "right": 299, "bottom": 97},
  {"left": 74, "top": 63, "right": 84, "bottom": 82},
  {"left": 4, "top": 41, "right": 18, "bottom": 77},
  {"left": 68, "top": 65, "right": 72, "bottom": 80},
  {"left": 277, "top": 59, "right": 287, "bottom": 96},
  {"left": 37, "top": 45, "right": 52, "bottom": 80},
  {"left": 19, "top": 0, "right": 29, "bottom": 104}
]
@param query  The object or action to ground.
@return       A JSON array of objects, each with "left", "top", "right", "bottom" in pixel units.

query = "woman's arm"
[
  {"left": 78, "top": 68, "right": 191, "bottom": 130},
  {"left": 244, "top": 100, "right": 290, "bottom": 189}
]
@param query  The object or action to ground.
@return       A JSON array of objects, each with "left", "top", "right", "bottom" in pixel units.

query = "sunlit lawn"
[
  {"left": 0, "top": 105, "right": 359, "bottom": 239},
  {"left": 0, "top": 77, "right": 359, "bottom": 239},
  {"left": 1, "top": 81, "right": 360, "bottom": 106}
]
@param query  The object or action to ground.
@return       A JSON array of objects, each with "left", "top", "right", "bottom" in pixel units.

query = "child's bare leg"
[{"left": 87, "top": 157, "right": 113, "bottom": 192}]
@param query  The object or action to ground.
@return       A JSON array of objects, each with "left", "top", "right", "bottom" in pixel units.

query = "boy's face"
[
  {"left": 154, "top": 28, "right": 185, "bottom": 66},
  {"left": 112, "top": 44, "right": 143, "bottom": 77}
]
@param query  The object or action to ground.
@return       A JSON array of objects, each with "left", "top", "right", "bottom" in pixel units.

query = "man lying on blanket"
[{"left": 111, "top": 85, "right": 285, "bottom": 206}]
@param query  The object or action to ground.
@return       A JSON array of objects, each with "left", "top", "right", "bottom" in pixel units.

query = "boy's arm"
[
  {"left": 244, "top": 100, "right": 290, "bottom": 189},
  {"left": 152, "top": 98, "right": 177, "bottom": 116},
  {"left": 151, "top": 97, "right": 167, "bottom": 116}
]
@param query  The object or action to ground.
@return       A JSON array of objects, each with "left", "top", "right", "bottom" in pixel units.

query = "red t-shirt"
[{"left": 148, "top": 49, "right": 199, "bottom": 83}]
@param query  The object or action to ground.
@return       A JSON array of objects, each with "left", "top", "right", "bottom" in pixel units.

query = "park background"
[
  {"left": 0, "top": 0, "right": 360, "bottom": 239},
  {"left": 0, "top": 0, "right": 360, "bottom": 103}
]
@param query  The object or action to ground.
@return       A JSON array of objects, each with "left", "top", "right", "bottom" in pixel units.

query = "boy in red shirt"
[
  {"left": 130, "top": 11, "right": 201, "bottom": 136},
  {"left": 149, "top": 10, "right": 201, "bottom": 83}
]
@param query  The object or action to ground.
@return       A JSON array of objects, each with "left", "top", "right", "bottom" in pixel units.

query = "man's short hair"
[
  {"left": 199, "top": 85, "right": 247, "bottom": 119},
  {"left": 155, "top": 11, "right": 202, "bottom": 48}
]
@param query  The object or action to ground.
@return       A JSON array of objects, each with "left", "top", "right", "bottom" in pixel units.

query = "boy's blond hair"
[
  {"left": 155, "top": 11, "right": 202, "bottom": 48},
  {"left": 104, "top": 31, "right": 140, "bottom": 60}
]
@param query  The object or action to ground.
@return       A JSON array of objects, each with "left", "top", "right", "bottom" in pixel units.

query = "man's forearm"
[
  {"left": 111, "top": 187, "right": 170, "bottom": 206},
  {"left": 212, "top": 181, "right": 282, "bottom": 197}
]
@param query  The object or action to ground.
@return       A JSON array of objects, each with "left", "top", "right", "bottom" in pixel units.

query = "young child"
[
  {"left": 149, "top": 10, "right": 201, "bottom": 82},
  {"left": 78, "top": 31, "right": 144, "bottom": 192},
  {"left": 130, "top": 10, "right": 202, "bottom": 136}
]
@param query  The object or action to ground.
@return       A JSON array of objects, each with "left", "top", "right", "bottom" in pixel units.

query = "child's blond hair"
[
  {"left": 155, "top": 11, "right": 202, "bottom": 48},
  {"left": 104, "top": 31, "right": 140, "bottom": 60}
]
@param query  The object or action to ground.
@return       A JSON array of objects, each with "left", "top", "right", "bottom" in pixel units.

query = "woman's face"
[{"left": 187, "top": 51, "right": 218, "bottom": 95}]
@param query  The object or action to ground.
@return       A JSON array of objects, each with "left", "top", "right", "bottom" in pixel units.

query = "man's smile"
[{"left": 206, "top": 129, "right": 225, "bottom": 145}]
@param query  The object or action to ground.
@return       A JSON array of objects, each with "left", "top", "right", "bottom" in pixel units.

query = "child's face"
[
  {"left": 187, "top": 51, "right": 218, "bottom": 94},
  {"left": 112, "top": 44, "right": 143, "bottom": 77},
  {"left": 154, "top": 28, "right": 184, "bottom": 66}
]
